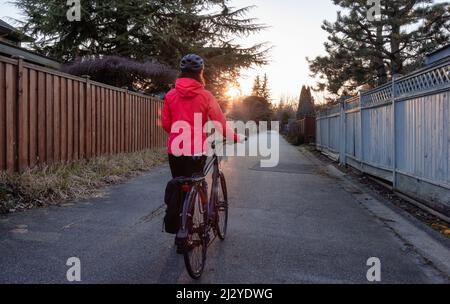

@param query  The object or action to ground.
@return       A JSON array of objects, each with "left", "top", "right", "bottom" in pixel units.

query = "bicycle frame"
[
  {"left": 179, "top": 140, "right": 236, "bottom": 279},
  {"left": 179, "top": 144, "right": 222, "bottom": 236},
  {"left": 180, "top": 138, "right": 244, "bottom": 279},
  {"left": 203, "top": 154, "right": 221, "bottom": 223}
]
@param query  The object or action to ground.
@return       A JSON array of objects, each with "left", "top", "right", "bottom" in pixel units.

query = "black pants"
[{"left": 168, "top": 155, "right": 207, "bottom": 178}]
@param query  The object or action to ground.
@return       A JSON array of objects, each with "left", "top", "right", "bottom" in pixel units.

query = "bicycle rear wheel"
[
  {"left": 216, "top": 171, "right": 228, "bottom": 240},
  {"left": 183, "top": 186, "right": 207, "bottom": 279}
]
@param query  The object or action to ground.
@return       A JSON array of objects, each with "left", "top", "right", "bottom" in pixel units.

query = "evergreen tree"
[
  {"left": 296, "top": 86, "right": 315, "bottom": 119},
  {"left": 308, "top": 0, "right": 450, "bottom": 95},
  {"left": 252, "top": 73, "right": 271, "bottom": 101},
  {"left": 274, "top": 97, "right": 296, "bottom": 126},
  {"left": 14, "top": 0, "right": 270, "bottom": 98},
  {"left": 260, "top": 73, "right": 271, "bottom": 101},
  {"left": 241, "top": 96, "right": 272, "bottom": 123},
  {"left": 252, "top": 75, "right": 262, "bottom": 97}
]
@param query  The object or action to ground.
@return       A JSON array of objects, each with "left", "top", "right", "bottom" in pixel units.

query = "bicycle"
[{"left": 175, "top": 139, "right": 240, "bottom": 279}]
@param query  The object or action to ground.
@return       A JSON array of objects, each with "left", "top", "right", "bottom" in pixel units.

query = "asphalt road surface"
[{"left": 1, "top": 135, "right": 449, "bottom": 283}]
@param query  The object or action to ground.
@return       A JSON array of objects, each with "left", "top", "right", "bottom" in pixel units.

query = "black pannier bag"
[{"left": 163, "top": 178, "right": 185, "bottom": 234}]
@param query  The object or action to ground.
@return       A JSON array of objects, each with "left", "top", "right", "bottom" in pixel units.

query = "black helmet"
[{"left": 180, "top": 54, "right": 204, "bottom": 72}]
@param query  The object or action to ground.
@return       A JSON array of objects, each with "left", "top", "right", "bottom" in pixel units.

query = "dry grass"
[{"left": 0, "top": 149, "right": 168, "bottom": 214}]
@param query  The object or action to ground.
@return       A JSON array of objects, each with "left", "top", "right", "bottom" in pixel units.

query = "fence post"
[
  {"left": 121, "top": 86, "right": 128, "bottom": 153},
  {"left": 13, "top": 55, "right": 25, "bottom": 172},
  {"left": 392, "top": 75, "right": 398, "bottom": 189},
  {"left": 123, "top": 87, "right": 129, "bottom": 153},
  {"left": 340, "top": 98, "right": 346, "bottom": 166},
  {"left": 359, "top": 92, "right": 364, "bottom": 172},
  {"left": 326, "top": 108, "right": 330, "bottom": 152},
  {"left": 82, "top": 75, "right": 91, "bottom": 159}
]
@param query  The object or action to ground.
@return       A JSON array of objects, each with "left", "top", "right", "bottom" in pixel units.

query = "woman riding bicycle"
[
  {"left": 162, "top": 54, "right": 241, "bottom": 178},
  {"left": 162, "top": 54, "right": 241, "bottom": 268}
]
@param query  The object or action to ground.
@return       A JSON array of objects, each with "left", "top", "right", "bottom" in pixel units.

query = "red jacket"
[{"left": 162, "top": 78, "right": 238, "bottom": 155}]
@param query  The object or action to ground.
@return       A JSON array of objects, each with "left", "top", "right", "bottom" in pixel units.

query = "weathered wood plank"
[
  {"left": 0, "top": 62, "right": 6, "bottom": 170},
  {"left": 37, "top": 71, "right": 46, "bottom": 165},
  {"left": 60, "top": 77, "right": 67, "bottom": 162},
  {"left": 78, "top": 78, "right": 86, "bottom": 159},
  {"left": 86, "top": 81, "right": 92, "bottom": 158},
  {"left": 101, "top": 87, "right": 106, "bottom": 155},
  {"left": 18, "top": 64, "right": 28, "bottom": 171},
  {"left": 90, "top": 84, "right": 96, "bottom": 157},
  {"left": 53, "top": 75, "right": 60, "bottom": 163},
  {"left": 29, "top": 70, "right": 38, "bottom": 167},
  {"left": 67, "top": 79, "right": 73, "bottom": 162},
  {"left": 73, "top": 80, "right": 79, "bottom": 160},
  {"left": 5, "top": 64, "right": 16, "bottom": 172}
]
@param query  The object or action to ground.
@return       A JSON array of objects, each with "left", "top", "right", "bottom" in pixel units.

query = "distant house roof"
[
  {"left": 425, "top": 44, "right": 450, "bottom": 66},
  {"left": 0, "top": 19, "right": 33, "bottom": 43},
  {"left": 0, "top": 18, "right": 60, "bottom": 69},
  {"left": 0, "top": 42, "right": 61, "bottom": 69}
]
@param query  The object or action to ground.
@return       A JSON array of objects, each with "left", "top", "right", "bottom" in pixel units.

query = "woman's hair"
[{"left": 179, "top": 69, "right": 206, "bottom": 86}]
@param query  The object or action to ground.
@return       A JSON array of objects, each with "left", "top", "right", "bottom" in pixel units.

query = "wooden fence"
[{"left": 0, "top": 55, "right": 167, "bottom": 172}]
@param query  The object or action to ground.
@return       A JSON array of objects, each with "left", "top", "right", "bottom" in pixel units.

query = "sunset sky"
[
  {"left": 0, "top": 0, "right": 338, "bottom": 102},
  {"left": 1, "top": 1, "right": 446, "bottom": 103},
  {"left": 229, "top": 0, "right": 337, "bottom": 102}
]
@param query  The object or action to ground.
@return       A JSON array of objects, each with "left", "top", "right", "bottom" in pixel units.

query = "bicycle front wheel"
[
  {"left": 216, "top": 171, "right": 228, "bottom": 240},
  {"left": 183, "top": 186, "right": 207, "bottom": 279}
]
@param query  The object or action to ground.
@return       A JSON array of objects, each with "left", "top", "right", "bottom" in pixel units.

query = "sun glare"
[{"left": 225, "top": 86, "right": 241, "bottom": 99}]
